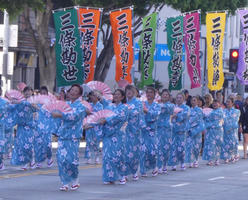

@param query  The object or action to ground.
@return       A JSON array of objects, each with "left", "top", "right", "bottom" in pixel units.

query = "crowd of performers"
[{"left": 0, "top": 83, "right": 247, "bottom": 191}]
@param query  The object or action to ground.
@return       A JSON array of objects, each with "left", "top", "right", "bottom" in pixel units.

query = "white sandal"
[
  {"left": 70, "top": 184, "right": 80, "bottom": 191},
  {"left": 59, "top": 185, "right": 69, "bottom": 192}
]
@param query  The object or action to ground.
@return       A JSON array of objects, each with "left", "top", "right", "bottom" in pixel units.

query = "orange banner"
[
  {"left": 77, "top": 8, "right": 102, "bottom": 83},
  {"left": 109, "top": 8, "right": 134, "bottom": 84}
]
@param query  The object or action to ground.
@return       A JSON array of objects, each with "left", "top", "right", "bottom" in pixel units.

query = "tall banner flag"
[
  {"left": 77, "top": 7, "right": 102, "bottom": 83},
  {"left": 206, "top": 12, "right": 226, "bottom": 91},
  {"left": 109, "top": 7, "right": 134, "bottom": 84},
  {"left": 237, "top": 9, "right": 248, "bottom": 84},
  {"left": 167, "top": 15, "right": 184, "bottom": 90},
  {"left": 184, "top": 11, "right": 201, "bottom": 89},
  {"left": 139, "top": 12, "right": 157, "bottom": 87},
  {"left": 53, "top": 8, "right": 84, "bottom": 87}
]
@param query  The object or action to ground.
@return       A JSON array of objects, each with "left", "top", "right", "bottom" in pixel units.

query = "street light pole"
[{"left": 2, "top": 9, "right": 9, "bottom": 95}]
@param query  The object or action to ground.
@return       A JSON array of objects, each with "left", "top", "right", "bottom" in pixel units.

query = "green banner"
[
  {"left": 53, "top": 8, "right": 84, "bottom": 87},
  {"left": 167, "top": 16, "right": 184, "bottom": 90},
  {"left": 138, "top": 12, "right": 157, "bottom": 87}
]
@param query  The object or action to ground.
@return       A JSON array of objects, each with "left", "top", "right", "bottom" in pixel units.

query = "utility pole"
[{"left": 2, "top": 9, "right": 10, "bottom": 95}]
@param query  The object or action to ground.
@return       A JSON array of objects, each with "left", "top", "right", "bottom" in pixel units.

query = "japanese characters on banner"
[
  {"left": 139, "top": 12, "right": 158, "bottom": 87},
  {"left": 53, "top": 8, "right": 84, "bottom": 87},
  {"left": 77, "top": 7, "right": 102, "bottom": 83},
  {"left": 183, "top": 11, "right": 201, "bottom": 89},
  {"left": 167, "top": 16, "right": 184, "bottom": 91},
  {"left": 237, "top": 9, "right": 248, "bottom": 84},
  {"left": 206, "top": 12, "right": 226, "bottom": 91},
  {"left": 109, "top": 7, "right": 134, "bottom": 84}
]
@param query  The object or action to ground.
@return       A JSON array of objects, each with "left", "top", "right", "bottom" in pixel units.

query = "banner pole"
[
  {"left": 154, "top": 13, "right": 159, "bottom": 87},
  {"left": 108, "top": 6, "right": 133, "bottom": 14}
]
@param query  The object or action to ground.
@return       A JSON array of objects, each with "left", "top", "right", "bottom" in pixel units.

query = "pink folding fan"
[
  {"left": 87, "top": 81, "right": 112, "bottom": 100},
  {"left": 42, "top": 100, "right": 72, "bottom": 113},
  {"left": 27, "top": 95, "right": 53, "bottom": 105},
  {"left": 81, "top": 100, "right": 93, "bottom": 112},
  {"left": 5, "top": 90, "right": 25, "bottom": 102},
  {"left": 83, "top": 109, "right": 116, "bottom": 125}
]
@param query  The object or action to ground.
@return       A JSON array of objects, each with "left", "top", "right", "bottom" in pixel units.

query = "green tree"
[
  {"left": 165, "top": 0, "right": 248, "bottom": 21},
  {"left": 0, "top": 0, "right": 73, "bottom": 91},
  {"left": 74, "top": 0, "right": 165, "bottom": 82},
  {"left": 73, "top": 0, "right": 246, "bottom": 82},
  {"left": 1, "top": 0, "right": 246, "bottom": 90}
]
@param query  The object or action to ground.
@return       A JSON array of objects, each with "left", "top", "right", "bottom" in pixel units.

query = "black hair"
[
  {"left": 135, "top": 87, "right": 140, "bottom": 98},
  {"left": 88, "top": 90, "right": 101, "bottom": 100},
  {"left": 161, "top": 89, "right": 170, "bottom": 95},
  {"left": 213, "top": 99, "right": 219, "bottom": 104},
  {"left": 146, "top": 86, "right": 156, "bottom": 95},
  {"left": 88, "top": 91, "right": 94, "bottom": 96},
  {"left": 70, "top": 84, "right": 83, "bottom": 96},
  {"left": 176, "top": 92, "right": 185, "bottom": 100},
  {"left": 113, "top": 89, "right": 126, "bottom": 104},
  {"left": 183, "top": 89, "right": 189, "bottom": 94},
  {"left": 227, "top": 96, "right": 235, "bottom": 104},
  {"left": 197, "top": 95, "right": 205, "bottom": 107},
  {"left": 125, "top": 85, "right": 136, "bottom": 98},
  {"left": 125, "top": 84, "right": 135, "bottom": 92},
  {"left": 191, "top": 96, "right": 198, "bottom": 100},
  {"left": 216, "top": 90, "right": 223, "bottom": 95},
  {"left": 23, "top": 86, "right": 33, "bottom": 93},
  {"left": 40, "top": 86, "right": 48, "bottom": 94}
]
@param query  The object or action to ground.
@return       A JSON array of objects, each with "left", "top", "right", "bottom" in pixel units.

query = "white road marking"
[
  {"left": 171, "top": 183, "right": 190, "bottom": 187},
  {"left": 86, "top": 191, "right": 111, "bottom": 194},
  {"left": 208, "top": 176, "right": 225, "bottom": 181},
  {"left": 242, "top": 171, "right": 248, "bottom": 175},
  {"left": 139, "top": 180, "right": 171, "bottom": 187}
]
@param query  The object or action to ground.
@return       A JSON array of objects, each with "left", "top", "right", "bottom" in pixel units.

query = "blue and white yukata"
[
  {"left": 3, "top": 103, "right": 17, "bottom": 158},
  {"left": 157, "top": 102, "right": 175, "bottom": 171},
  {"left": 123, "top": 97, "right": 143, "bottom": 177},
  {"left": 0, "top": 98, "right": 8, "bottom": 166},
  {"left": 220, "top": 107, "right": 240, "bottom": 161},
  {"left": 202, "top": 108, "right": 224, "bottom": 162},
  {"left": 33, "top": 105, "right": 53, "bottom": 164},
  {"left": 11, "top": 101, "right": 36, "bottom": 166},
  {"left": 140, "top": 101, "right": 160, "bottom": 175},
  {"left": 101, "top": 103, "right": 128, "bottom": 183},
  {"left": 56, "top": 99, "right": 86, "bottom": 186},
  {"left": 185, "top": 106, "right": 205, "bottom": 165},
  {"left": 4, "top": 128, "right": 14, "bottom": 157},
  {"left": 169, "top": 104, "right": 190, "bottom": 167},
  {"left": 100, "top": 98, "right": 111, "bottom": 109},
  {"left": 84, "top": 101, "right": 103, "bottom": 161},
  {"left": 51, "top": 117, "right": 62, "bottom": 136}
]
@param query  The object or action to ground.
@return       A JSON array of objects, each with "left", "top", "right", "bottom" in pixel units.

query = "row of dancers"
[{"left": 0, "top": 84, "right": 241, "bottom": 191}]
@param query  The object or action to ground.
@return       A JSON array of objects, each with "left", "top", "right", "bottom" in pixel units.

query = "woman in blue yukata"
[
  {"left": 202, "top": 99, "right": 224, "bottom": 166},
  {"left": 33, "top": 86, "right": 54, "bottom": 168},
  {"left": 0, "top": 96, "right": 9, "bottom": 170},
  {"left": 52, "top": 84, "right": 86, "bottom": 191},
  {"left": 84, "top": 90, "right": 103, "bottom": 164},
  {"left": 185, "top": 96, "right": 205, "bottom": 168},
  {"left": 157, "top": 89, "right": 174, "bottom": 174},
  {"left": 140, "top": 87, "right": 161, "bottom": 177},
  {"left": 99, "top": 89, "right": 128, "bottom": 185},
  {"left": 221, "top": 97, "right": 240, "bottom": 163},
  {"left": 169, "top": 92, "right": 190, "bottom": 171},
  {"left": 3, "top": 87, "right": 16, "bottom": 160},
  {"left": 123, "top": 85, "right": 143, "bottom": 181},
  {"left": 99, "top": 96, "right": 111, "bottom": 109},
  {"left": 11, "top": 86, "right": 36, "bottom": 170},
  {"left": 4, "top": 126, "right": 14, "bottom": 159}
]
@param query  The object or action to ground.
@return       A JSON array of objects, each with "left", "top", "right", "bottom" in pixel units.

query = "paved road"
[{"left": 0, "top": 146, "right": 248, "bottom": 200}]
